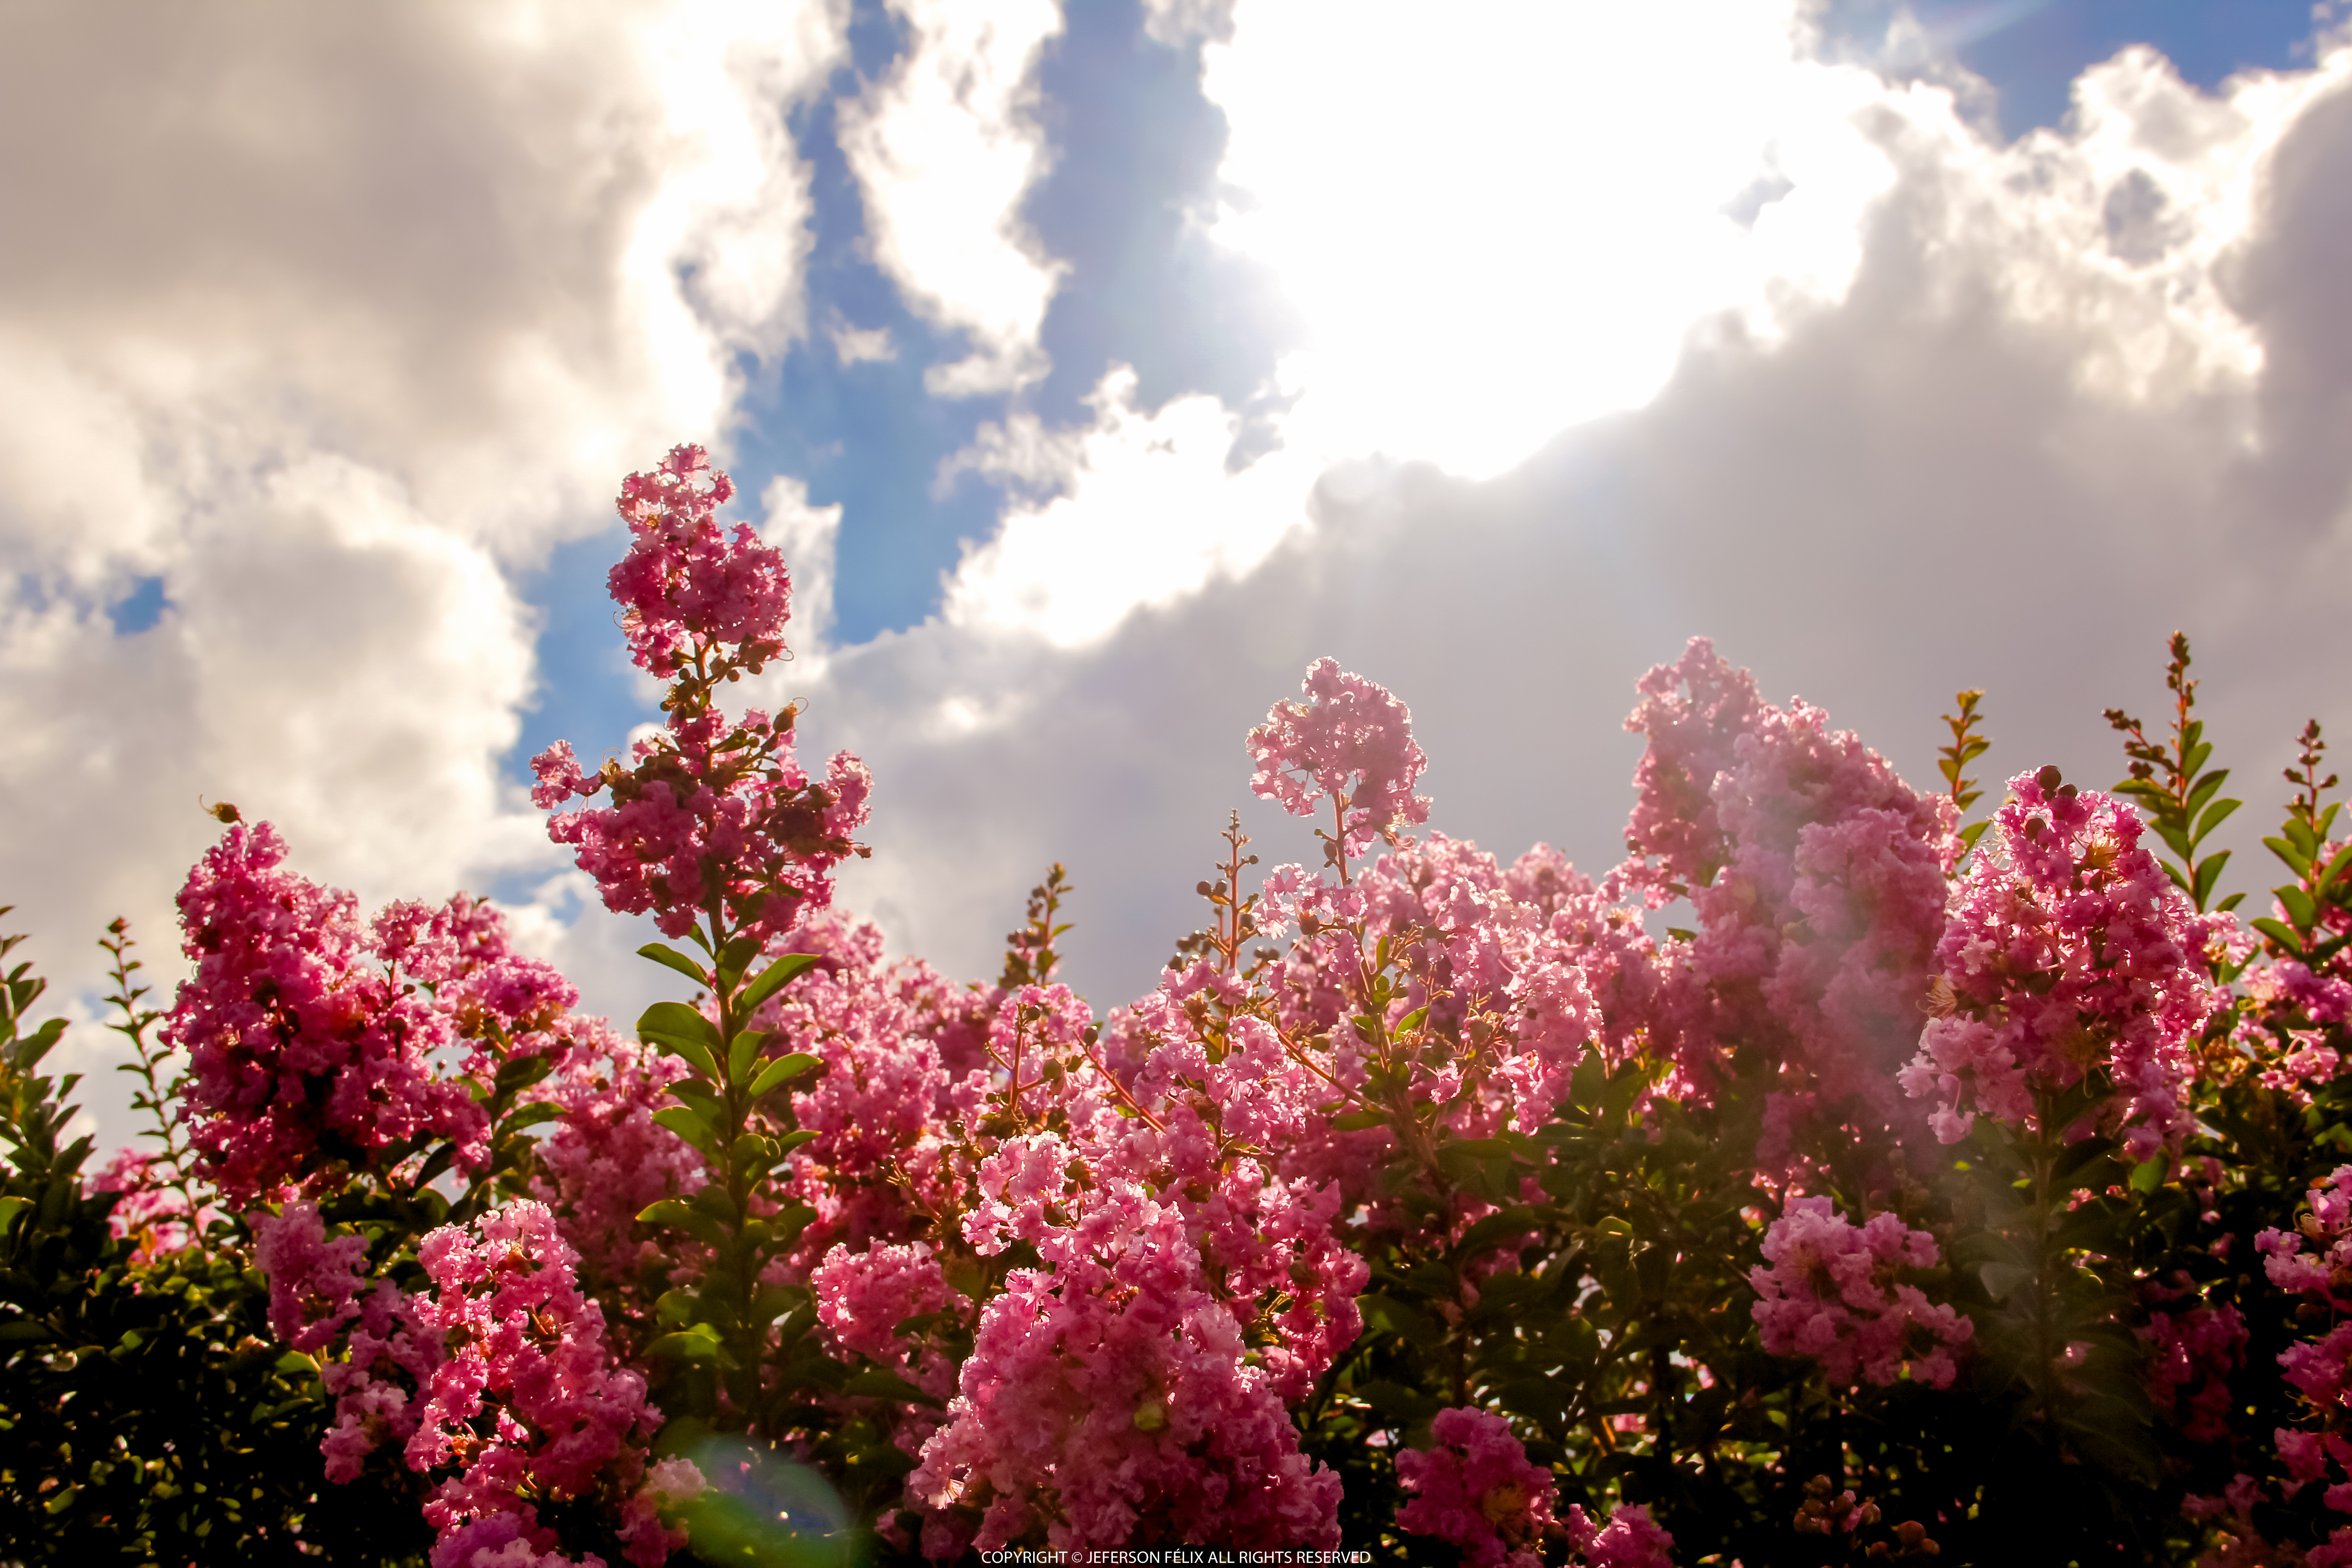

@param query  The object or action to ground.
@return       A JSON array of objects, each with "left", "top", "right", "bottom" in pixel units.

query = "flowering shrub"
[{"left": 10, "top": 450, "right": 2352, "bottom": 1566}]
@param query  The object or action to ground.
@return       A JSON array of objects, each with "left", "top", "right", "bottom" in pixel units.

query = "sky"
[{"left": 5, "top": 0, "right": 2351, "bottom": 1150}]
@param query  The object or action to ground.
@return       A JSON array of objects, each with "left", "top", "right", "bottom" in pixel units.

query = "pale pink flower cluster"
[
  {"left": 529, "top": 1020, "right": 702, "bottom": 1300},
  {"left": 168, "top": 822, "right": 500, "bottom": 1200},
  {"left": 1394, "top": 1406, "right": 1557, "bottom": 1568},
  {"left": 531, "top": 448, "right": 869, "bottom": 946},
  {"left": 409, "top": 1202, "right": 686, "bottom": 1568},
  {"left": 254, "top": 1203, "right": 445, "bottom": 1482},
  {"left": 1900, "top": 769, "right": 2219, "bottom": 1154},
  {"left": 1248, "top": 657, "right": 1431, "bottom": 859},
  {"left": 904, "top": 974, "right": 1363, "bottom": 1554},
  {"left": 1749, "top": 1197, "right": 1971, "bottom": 1389},
  {"left": 1623, "top": 638, "right": 1955, "bottom": 1154}
]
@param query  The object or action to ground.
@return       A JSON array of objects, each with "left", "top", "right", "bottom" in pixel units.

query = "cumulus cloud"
[
  {"left": 838, "top": 0, "right": 1068, "bottom": 396},
  {"left": 0, "top": 0, "right": 846, "bottom": 1132},
  {"left": 784, "top": 30, "right": 2352, "bottom": 1014}
]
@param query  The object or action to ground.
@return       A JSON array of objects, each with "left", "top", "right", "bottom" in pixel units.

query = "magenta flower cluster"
[
  {"left": 168, "top": 822, "right": 584, "bottom": 1201},
  {"left": 531, "top": 444, "right": 869, "bottom": 946}
]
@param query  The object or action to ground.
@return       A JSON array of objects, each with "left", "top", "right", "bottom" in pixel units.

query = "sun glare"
[{"left": 1201, "top": 0, "right": 1897, "bottom": 480}]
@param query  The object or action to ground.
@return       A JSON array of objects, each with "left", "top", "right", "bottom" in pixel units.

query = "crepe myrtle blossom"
[
  {"left": 408, "top": 1203, "right": 681, "bottom": 1568},
  {"left": 1395, "top": 1407, "right": 1558, "bottom": 1568},
  {"left": 167, "top": 821, "right": 494, "bottom": 1201},
  {"left": 532, "top": 447, "right": 868, "bottom": 946},
  {"left": 254, "top": 1203, "right": 448, "bottom": 1484},
  {"left": 2258, "top": 1167, "right": 2352, "bottom": 1553},
  {"left": 1248, "top": 658, "right": 1431, "bottom": 863},
  {"left": 1899, "top": 766, "right": 2220, "bottom": 1155},
  {"left": 1749, "top": 1197, "right": 1971, "bottom": 1389},
  {"left": 83, "top": 1148, "right": 215, "bottom": 1264},
  {"left": 1621, "top": 637, "right": 1956, "bottom": 1152}
]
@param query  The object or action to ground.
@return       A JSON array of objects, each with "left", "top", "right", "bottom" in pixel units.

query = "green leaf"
[
  {"left": 0, "top": 1195, "right": 26, "bottom": 1233},
  {"left": 775, "top": 1128, "right": 819, "bottom": 1154},
  {"left": 2320, "top": 843, "right": 2352, "bottom": 897},
  {"left": 726, "top": 1028, "right": 764, "bottom": 1087},
  {"left": 2266, "top": 835, "right": 2310, "bottom": 875},
  {"left": 843, "top": 1369, "right": 941, "bottom": 1406},
  {"left": 737, "top": 951, "right": 822, "bottom": 1016},
  {"left": 2130, "top": 1156, "right": 2165, "bottom": 1194},
  {"left": 2279, "top": 884, "right": 2319, "bottom": 934},
  {"left": 1980, "top": 1261, "right": 2034, "bottom": 1300},
  {"left": 2191, "top": 849, "right": 2230, "bottom": 908},
  {"left": 505, "top": 1100, "right": 562, "bottom": 1132},
  {"left": 1395, "top": 1006, "right": 1429, "bottom": 1036},
  {"left": 640, "top": 1000, "right": 723, "bottom": 1054},
  {"left": 642, "top": 1031, "right": 720, "bottom": 1082},
  {"left": 2252, "top": 916, "right": 2305, "bottom": 955},
  {"left": 1453, "top": 1206, "right": 1539, "bottom": 1260},
  {"left": 715, "top": 934, "right": 764, "bottom": 995},
  {"left": 645, "top": 1328, "right": 724, "bottom": 1362},
  {"left": 637, "top": 942, "right": 711, "bottom": 988},
  {"left": 652, "top": 1105, "right": 716, "bottom": 1154},
  {"left": 2192, "top": 795, "right": 2241, "bottom": 845},
  {"left": 2183, "top": 770, "right": 2227, "bottom": 823},
  {"left": 1329, "top": 1109, "right": 1387, "bottom": 1132},
  {"left": 638, "top": 1198, "right": 728, "bottom": 1249},
  {"left": 748, "top": 1052, "right": 821, "bottom": 1100}
]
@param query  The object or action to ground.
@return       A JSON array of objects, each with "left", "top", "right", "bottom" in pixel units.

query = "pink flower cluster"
[
  {"left": 531, "top": 448, "right": 869, "bottom": 946},
  {"left": 167, "top": 822, "right": 497, "bottom": 1200},
  {"left": 1248, "top": 657, "right": 1431, "bottom": 861},
  {"left": 903, "top": 976, "right": 1363, "bottom": 1554},
  {"left": 1749, "top": 1196, "right": 1971, "bottom": 1389},
  {"left": 408, "top": 1202, "right": 688, "bottom": 1568},
  {"left": 2257, "top": 1167, "right": 2352, "bottom": 1553},
  {"left": 85, "top": 1148, "right": 215, "bottom": 1264},
  {"left": 1561, "top": 1500, "right": 1676, "bottom": 1568},
  {"left": 1394, "top": 1407, "right": 1558, "bottom": 1568},
  {"left": 529, "top": 1021, "right": 702, "bottom": 1301},
  {"left": 254, "top": 1203, "right": 446, "bottom": 1482},
  {"left": 2137, "top": 1283, "right": 2246, "bottom": 1445},
  {"left": 1622, "top": 638, "right": 1955, "bottom": 1157},
  {"left": 1900, "top": 767, "right": 2218, "bottom": 1154},
  {"left": 606, "top": 444, "right": 789, "bottom": 679}
]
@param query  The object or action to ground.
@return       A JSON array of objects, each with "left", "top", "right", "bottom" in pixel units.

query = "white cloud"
[
  {"left": 831, "top": 321, "right": 900, "bottom": 363},
  {"left": 935, "top": 367, "right": 1314, "bottom": 646},
  {"left": 0, "top": 0, "right": 847, "bottom": 1143},
  {"left": 777, "top": 29, "right": 2352, "bottom": 1018},
  {"left": 760, "top": 474, "right": 846, "bottom": 661},
  {"left": 838, "top": 0, "right": 1068, "bottom": 396}
]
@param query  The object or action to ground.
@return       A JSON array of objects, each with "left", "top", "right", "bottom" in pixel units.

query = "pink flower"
[
  {"left": 1247, "top": 658, "right": 1431, "bottom": 861},
  {"left": 1563, "top": 1501, "right": 1675, "bottom": 1568},
  {"left": 85, "top": 1147, "right": 215, "bottom": 1264},
  {"left": 1899, "top": 768, "right": 2216, "bottom": 1153},
  {"left": 167, "top": 822, "right": 492, "bottom": 1200},
  {"left": 408, "top": 1203, "right": 666, "bottom": 1564},
  {"left": 1749, "top": 1196, "right": 1972, "bottom": 1389},
  {"left": 533, "top": 449, "right": 868, "bottom": 946},
  {"left": 1394, "top": 1407, "right": 1557, "bottom": 1568},
  {"left": 2140, "top": 1301, "right": 2247, "bottom": 1443},
  {"left": 1622, "top": 638, "right": 1955, "bottom": 1155}
]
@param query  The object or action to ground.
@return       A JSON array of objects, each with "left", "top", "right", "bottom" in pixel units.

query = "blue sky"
[{"left": 7, "top": 0, "right": 2352, "bottom": 1148}]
